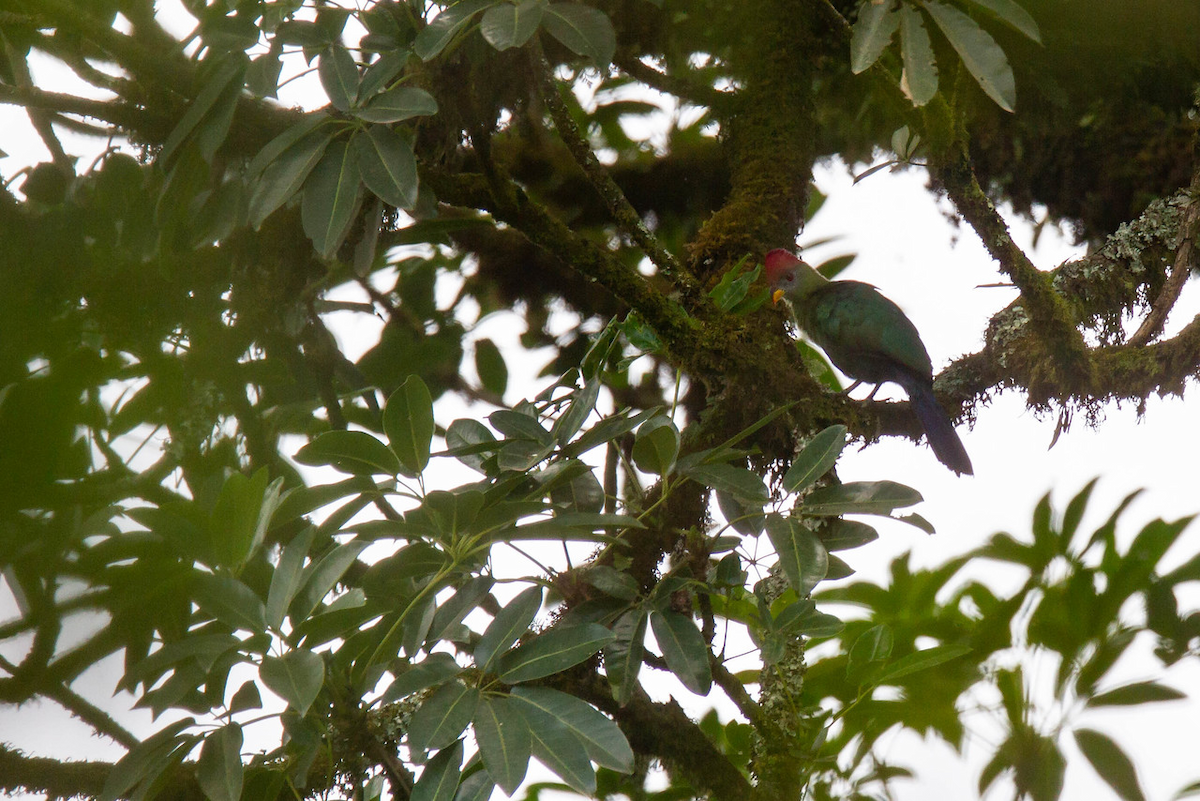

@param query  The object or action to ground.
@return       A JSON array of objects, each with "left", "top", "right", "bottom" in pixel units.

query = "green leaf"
[
  {"left": 876, "top": 643, "right": 972, "bottom": 683},
  {"left": 565, "top": 407, "right": 658, "bottom": 456},
  {"left": 383, "top": 375, "right": 435, "bottom": 476},
  {"left": 480, "top": 1, "right": 545, "bottom": 50},
  {"left": 353, "top": 85, "right": 440, "bottom": 123},
  {"left": 295, "top": 429, "right": 401, "bottom": 475},
  {"left": 585, "top": 566, "right": 639, "bottom": 601},
  {"left": 1087, "top": 681, "right": 1186, "bottom": 708},
  {"left": 248, "top": 123, "right": 336, "bottom": 228},
  {"left": 473, "top": 338, "right": 508, "bottom": 396},
  {"left": 603, "top": 610, "right": 646, "bottom": 706},
  {"left": 527, "top": 719, "right": 596, "bottom": 794},
  {"left": 708, "top": 260, "right": 761, "bottom": 312},
  {"left": 197, "top": 723, "right": 244, "bottom": 801},
  {"left": 848, "top": 624, "right": 894, "bottom": 675},
  {"left": 553, "top": 380, "right": 600, "bottom": 445},
  {"left": 542, "top": 3, "right": 617, "bottom": 66},
  {"left": 498, "top": 623, "right": 616, "bottom": 683},
  {"left": 681, "top": 463, "right": 768, "bottom": 505},
  {"left": 850, "top": 0, "right": 899, "bottom": 73},
  {"left": 408, "top": 680, "right": 480, "bottom": 753},
  {"left": 100, "top": 719, "right": 196, "bottom": 801},
  {"left": 355, "top": 125, "right": 420, "bottom": 210},
  {"left": 510, "top": 686, "right": 633, "bottom": 772},
  {"left": 649, "top": 610, "right": 712, "bottom": 695},
  {"left": 1060, "top": 476, "right": 1099, "bottom": 553},
  {"left": 1074, "top": 728, "right": 1146, "bottom": 801},
  {"left": 381, "top": 653, "right": 463, "bottom": 703},
  {"left": 302, "top": 139, "right": 363, "bottom": 258},
  {"left": 631, "top": 415, "right": 679, "bottom": 476},
  {"left": 427, "top": 575, "right": 494, "bottom": 644},
  {"left": 476, "top": 586, "right": 543, "bottom": 671},
  {"left": 412, "top": 741, "right": 463, "bottom": 801},
  {"left": 819, "top": 519, "right": 878, "bottom": 551},
  {"left": 550, "top": 468, "right": 604, "bottom": 514},
  {"left": 473, "top": 696, "right": 531, "bottom": 793},
  {"left": 318, "top": 45, "right": 359, "bottom": 111},
  {"left": 922, "top": 1, "right": 1016, "bottom": 112},
  {"left": 290, "top": 540, "right": 369, "bottom": 621},
  {"left": 490, "top": 408, "right": 553, "bottom": 444},
  {"left": 260, "top": 649, "right": 324, "bottom": 715},
  {"left": 414, "top": 0, "right": 498, "bottom": 60},
  {"left": 229, "top": 681, "right": 262, "bottom": 714},
  {"left": 160, "top": 57, "right": 246, "bottom": 167},
  {"left": 765, "top": 515, "right": 828, "bottom": 597},
  {"left": 967, "top": 0, "right": 1041, "bottom": 42},
  {"left": 445, "top": 418, "right": 499, "bottom": 473},
  {"left": 453, "top": 771, "right": 495, "bottom": 801},
  {"left": 193, "top": 572, "right": 268, "bottom": 633},
  {"left": 801, "top": 480, "right": 923, "bottom": 516},
  {"left": 782, "top": 425, "right": 847, "bottom": 493},
  {"left": 899, "top": 4, "right": 938, "bottom": 106},
  {"left": 267, "top": 528, "right": 316, "bottom": 630},
  {"left": 716, "top": 490, "right": 765, "bottom": 536}
]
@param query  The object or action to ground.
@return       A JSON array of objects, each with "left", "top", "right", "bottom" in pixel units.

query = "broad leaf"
[
  {"left": 801, "top": 480, "right": 923, "bottom": 516},
  {"left": 1087, "top": 681, "right": 1185, "bottom": 708},
  {"left": 649, "top": 610, "right": 712, "bottom": 695},
  {"left": 248, "top": 124, "right": 336, "bottom": 228},
  {"left": 302, "top": 139, "right": 363, "bottom": 258},
  {"left": 510, "top": 686, "right": 634, "bottom": 772},
  {"left": 523, "top": 709, "right": 597, "bottom": 794},
  {"left": 473, "top": 696, "right": 531, "bottom": 794},
  {"left": 498, "top": 623, "right": 616, "bottom": 683},
  {"left": 603, "top": 610, "right": 647, "bottom": 706},
  {"left": 197, "top": 723, "right": 244, "bottom": 801},
  {"left": 408, "top": 680, "right": 480, "bottom": 753},
  {"left": 414, "top": 0, "right": 498, "bottom": 61},
  {"left": 412, "top": 741, "right": 463, "bottom": 801},
  {"left": 631, "top": 415, "right": 679, "bottom": 476},
  {"left": 353, "top": 85, "right": 440, "bottom": 123},
  {"left": 260, "top": 649, "right": 324, "bottom": 715},
  {"left": 681, "top": 463, "right": 768, "bottom": 505},
  {"left": 318, "top": 45, "right": 359, "bottom": 111},
  {"left": 381, "top": 653, "right": 463, "bottom": 703},
  {"left": 355, "top": 125, "right": 420, "bottom": 210},
  {"left": 266, "top": 528, "right": 317, "bottom": 630},
  {"left": 193, "top": 572, "right": 268, "bottom": 633},
  {"left": 475, "top": 586, "right": 543, "bottom": 671},
  {"left": 850, "top": 0, "right": 899, "bottom": 73},
  {"left": 480, "top": 1, "right": 544, "bottom": 50},
  {"left": 295, "top": 430, "right": 401, "bottom": 475},
  {"left": 876, "top": 643, "right": 972, "bottom": 683},
  {"left": 923, "top": 1, "right": 1016, "bottom": 111},
  {"left": 384, "top": 374, "right": 435, "bottom": 475},
  {"left": 290, "top": 540, "right": 369, "bottom": 621},
  {"left": 899, "top": 4, "right": 938, "bottom": 106},
  {"left": 1074, "top": 728, "right": 1145, "bottom": 801},
  {"left": 968, "top": 0, "right": 1041, "bottom": 42},
  {"left": 765, "top": 515, "right": 828, "bottom": 597},
  {"left": 782, "top": 425, "right": 847, "bottom": 493},
  {"left": 542, "top": 3, "right": 616, "bottom": 66}
]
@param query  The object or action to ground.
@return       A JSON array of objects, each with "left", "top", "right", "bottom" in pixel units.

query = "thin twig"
[
  {"left": 1129, "top": 132, "right": 1200, "bottom": 346},
  {"left": 531, "top": 41, "right": 701, "bottom": 297},
  {"left": 614, "top": 55, "right": 728, "bottom": 110}
]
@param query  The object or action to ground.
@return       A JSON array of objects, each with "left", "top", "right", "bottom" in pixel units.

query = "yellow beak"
[{"left": 771, "top": 289, "right": 786, "bottom": 305}]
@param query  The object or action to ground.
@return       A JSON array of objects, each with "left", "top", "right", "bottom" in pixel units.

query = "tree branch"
[{"left": 532, "top": 43, "right": 702, "bottom": 301}]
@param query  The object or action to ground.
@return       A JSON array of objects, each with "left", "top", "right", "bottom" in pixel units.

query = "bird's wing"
[{"left": 800, "top": 282, "right": 934, "bottom": 379}]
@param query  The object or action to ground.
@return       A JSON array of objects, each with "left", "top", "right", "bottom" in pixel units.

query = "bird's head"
[{"left": 764, "top": 249, "right": 810, "bottom": 304}]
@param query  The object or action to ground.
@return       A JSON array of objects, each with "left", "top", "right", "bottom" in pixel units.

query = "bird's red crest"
[{"left": 764, "top": 249, "right": 801, "bottom": 286}]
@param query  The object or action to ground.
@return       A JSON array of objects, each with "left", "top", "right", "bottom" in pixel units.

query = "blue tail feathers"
[{"left": 905, "top": 381, "right": 973, "bottom": 476}]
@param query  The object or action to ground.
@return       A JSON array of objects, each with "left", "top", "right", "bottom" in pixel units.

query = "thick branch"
[{"left": 931, "top": 138, "right": 1095, "bottom": 394}]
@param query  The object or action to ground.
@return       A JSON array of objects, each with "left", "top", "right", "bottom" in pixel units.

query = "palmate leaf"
[
  {"left": 318, "top": 44, "right": 359, "bottom": 111},
  {"left": 509, "top": 686, "right": 634, "bottom": 772},
  {"left": 649, "top": 610, "right": 712, "bottom": 695},
  {"left": 968, "top": 0, "right": 1041, "bottom": 42},
  {"left": 801, "top": 480, "right": 923, "bottom": 516},
  {"left": 384, "top": 374, "right": 435, "bottom": 475},
  {"left": 475, "top": 586, "right": 543, "bottom": 671},
  {"left": 411, "top": 741, "right": 463, "bottom": 801},
  {"left": 408, "top": 680, "right": 480, "bottom": 753},
  {"left": 765, "top": 514, "right": 828, "bottom": 597},
  {"left": 260, "top": 649, "right": 324, "bottom": 715},
  {"left": 782, "top": 424, "right": 846, "bottom": 493}
]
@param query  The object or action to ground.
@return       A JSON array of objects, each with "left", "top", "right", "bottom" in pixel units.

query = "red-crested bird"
[{"left": 765, "top": 249, "right": 972, "bottom": 475}]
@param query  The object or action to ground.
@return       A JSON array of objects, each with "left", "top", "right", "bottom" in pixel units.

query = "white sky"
[{"left": 2, "top": 14, "right": 1200, "bottom": 800}]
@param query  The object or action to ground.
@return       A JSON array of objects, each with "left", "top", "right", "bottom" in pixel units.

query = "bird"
[{"left": 764, "top": 248, "right": 973, "bottom": 476}]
